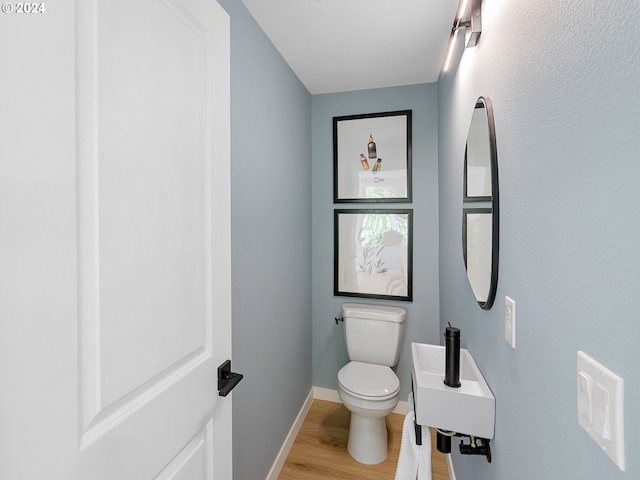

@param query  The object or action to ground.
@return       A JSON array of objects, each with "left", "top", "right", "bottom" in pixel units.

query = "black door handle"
[{"left": 218, "top": 360, "right": 244, "bottom": 397}]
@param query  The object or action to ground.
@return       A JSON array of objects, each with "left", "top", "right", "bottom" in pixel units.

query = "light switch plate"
[
  {"left": 504, "top": 296, "right": 516, "bottom": 348},
  {"left": 577, "top": 351, "right": 625, "bottom": 471}
]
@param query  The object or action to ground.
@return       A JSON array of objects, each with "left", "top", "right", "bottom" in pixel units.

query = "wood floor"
[{"left": 278, "top": 399, "right": 450, "bottom": 480}]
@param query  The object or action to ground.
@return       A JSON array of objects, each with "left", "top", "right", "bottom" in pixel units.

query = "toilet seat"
[{"left": 338, "top": 361, "right": 400, "bottom": 401}]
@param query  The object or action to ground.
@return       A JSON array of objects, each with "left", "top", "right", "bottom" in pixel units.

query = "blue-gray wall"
[
  {"left": 219, "top": 0, "right": 640, "bottom": 478},
  {"left": 438, "top": 0, "right": 640, "bottom": 478},
  {"left": 216, "top": 1, "right": 312, "bottom": 479},
  {"left": 311, "top": 84, "right": 440, "bottom": 401}
]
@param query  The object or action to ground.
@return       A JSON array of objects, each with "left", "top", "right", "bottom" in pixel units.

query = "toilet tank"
[{"left": 342, "top": 303, "right": 407, "bottom": 366}]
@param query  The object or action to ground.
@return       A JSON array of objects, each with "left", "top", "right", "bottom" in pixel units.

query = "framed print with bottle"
[
  {"left": 334, "top": 209, "right": 413, "bottom": 302},
  {"left": 333, "top": 110, "right": 412, "bottom": 203}
]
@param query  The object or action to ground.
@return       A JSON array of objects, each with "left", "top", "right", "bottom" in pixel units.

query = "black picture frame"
[
  {"left": 333, "top": 110, "right": 412, "bottom": 203},
  {"left": 334, "top": 209, "right": 413, "bottom": 302}
]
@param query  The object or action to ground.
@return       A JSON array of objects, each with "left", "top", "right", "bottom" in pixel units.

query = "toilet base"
[{"left": 347, "top": 413, "right": 388, "bottom": 465}]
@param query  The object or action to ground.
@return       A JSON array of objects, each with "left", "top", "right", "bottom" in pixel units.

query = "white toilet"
[{"left": 337, "top": 303, "right": 407, "bottom": 465}]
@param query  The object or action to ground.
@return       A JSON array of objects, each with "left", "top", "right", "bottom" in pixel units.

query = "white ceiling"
[{"left": 240, "top": 0, "right": 459, "bottom": 95}]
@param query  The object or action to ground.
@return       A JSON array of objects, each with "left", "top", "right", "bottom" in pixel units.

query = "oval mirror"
[{"left": 462, "top": 97, "right": 499, "bottom": 310}]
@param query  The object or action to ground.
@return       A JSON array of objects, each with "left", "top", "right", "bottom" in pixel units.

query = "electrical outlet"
[{"left": 505, "top": 296, "right": 516, "bottom": 348}]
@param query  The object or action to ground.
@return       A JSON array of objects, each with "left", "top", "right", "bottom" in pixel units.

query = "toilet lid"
[{"left": 338, "top": 362, "right": 400, "bottom": 400}]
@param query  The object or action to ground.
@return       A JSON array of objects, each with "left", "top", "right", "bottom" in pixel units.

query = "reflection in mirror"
[
  {"left": 465, "top": 107, "right": 492, "bottom": 199},
  {"left": 462, "top": 97, "right": 499, "bottom": 310},
  {"left": 463, "top": 209, "right": 492, "bottom": 302},
  {"left": 335, "top": 209, "right": 412, "bottom": 301}
]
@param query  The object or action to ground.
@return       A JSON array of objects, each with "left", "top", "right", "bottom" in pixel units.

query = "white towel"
[
  {"left": 394, "top": 395, "right": 432, "bottom": 480},
  {"left": 417, "top": 424, "right": 432, "bottom": 480}
]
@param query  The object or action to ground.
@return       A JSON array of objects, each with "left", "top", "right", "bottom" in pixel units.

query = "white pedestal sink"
[{"left": 411, "top": 342, "right": 495, "bottom": 439}]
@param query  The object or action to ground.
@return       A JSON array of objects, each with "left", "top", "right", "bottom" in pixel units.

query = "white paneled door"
[{"left": 0, "top": 0, "right": 233, "bottom": 478}]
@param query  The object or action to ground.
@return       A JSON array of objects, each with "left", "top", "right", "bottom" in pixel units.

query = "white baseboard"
[
  {"left": 312, "top": 386, "right": 341, "bottom": 403},
  {"left": 393, "top": 400, "right": 408, "bottom": 415},
  {"left": 265, "top": 388, "right": 314, "bottom": 480},
  {"left": 446, "top": 453, "right": 456, "bottom": 480}
]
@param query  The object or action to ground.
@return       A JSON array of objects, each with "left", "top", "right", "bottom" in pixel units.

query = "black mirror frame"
[{"left": 462, "top": 96, "right": 499, "bottom": 310}]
